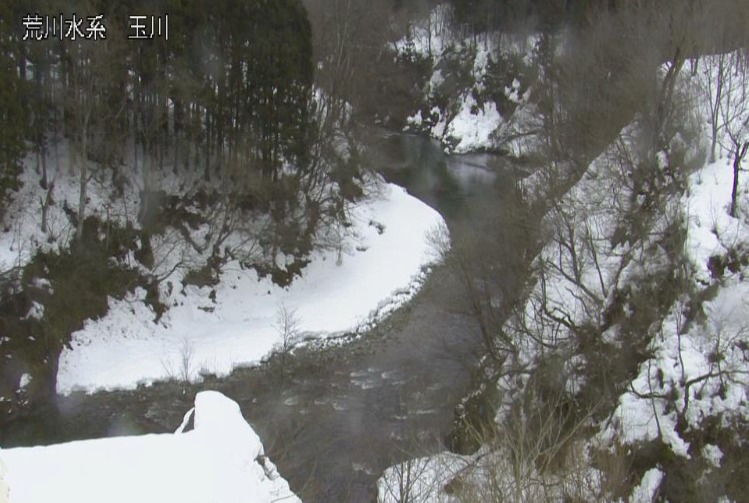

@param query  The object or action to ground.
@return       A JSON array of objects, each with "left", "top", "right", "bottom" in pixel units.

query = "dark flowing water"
[{"left": 0, "top": 131, "right": 515, "bottom": 502}]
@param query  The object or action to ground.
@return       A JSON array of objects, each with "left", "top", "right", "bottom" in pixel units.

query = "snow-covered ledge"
[{"left": 2, "top": 391, "right": 299, "bottom": 503}]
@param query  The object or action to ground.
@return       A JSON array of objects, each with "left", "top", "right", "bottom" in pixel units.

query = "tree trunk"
[
  {"left": 709, "top": 56, "right": 725, "bottom": 164},
  {"left": 730, "top": 141, "right": 748, "bottom": 217},
  {"left": 76, "top": 123, "right": 88, "bottom": 242},
  {"left": 40, "top": 182, "right": 54, "bottom": 234}
]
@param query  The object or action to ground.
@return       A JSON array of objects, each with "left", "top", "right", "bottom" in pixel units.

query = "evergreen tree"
[{"left": 0, "top": 1, "right": 28, "bottom": 219}]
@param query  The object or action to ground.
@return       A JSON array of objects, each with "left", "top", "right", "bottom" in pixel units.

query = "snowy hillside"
[
  {"left": 377, "top": 47, "right": 749, "bottom": 503},
  {"left": 0, "top": 117, "right": 445, "bottom": 395},
  {"left": 1, "top": 391, "right": 300, "bottom": 503}
]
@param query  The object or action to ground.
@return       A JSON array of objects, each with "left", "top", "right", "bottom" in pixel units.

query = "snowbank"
[
  {"left": 442, "top": 93, "right": 502, "bottom": 154},
  {"left": 57, "top": 182, "right": 444, "bottom": 393},
  {"left": 1, "top": 391, "right": 300, "bottom": 503}
]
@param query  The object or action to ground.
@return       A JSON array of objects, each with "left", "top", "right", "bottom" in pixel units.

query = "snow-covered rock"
[{"left": 1, "top": 391, "right": 300, "bottom": 503}]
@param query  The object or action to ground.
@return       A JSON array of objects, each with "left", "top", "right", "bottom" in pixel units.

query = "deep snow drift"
[
  {"left": 55, "top": 181, "right": 444, "bottom": 393},
  {"left": 1, "top": 391, "right": 300, "bottom": 503}
]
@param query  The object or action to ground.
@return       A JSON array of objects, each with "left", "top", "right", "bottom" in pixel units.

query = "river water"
[{"left": 0, "top": 131, "right": 514, "bottom": 502}]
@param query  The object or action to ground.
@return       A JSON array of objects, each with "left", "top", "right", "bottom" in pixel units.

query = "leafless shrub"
[
  {"left": 274, "top": 302, "right": 302, "bottom": 375},
  {"left": 161, "top": 337, "right": 195, "bottom": 392}
]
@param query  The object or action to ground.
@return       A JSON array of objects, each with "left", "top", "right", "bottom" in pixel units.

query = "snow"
[
  {"left": 443, "top": 93, "right": 502, "bottom": 154},
  {"left": 1, "top": 391, "right": 300, "bottom": 503},
  {"left": 396, "top": 5, "right": 539, "bottom": 155},
  {"left": 378, "top": 442, "right": 607, "bottom": 503},
  {"left": 405, "top": 46, "right": 508, "bottom": 154},
  {"left": 378, "top": 451, "right": 469, "bottom": 503},
  {"left": 376, "top": 41, "right": 749, "bottom": 503},
  {"left": 596, "top": 52, "right": 749, "bottom": 480},
  {"left": 393, "top": 4, "right": 452, "bottom": 59},
  {"left": 0, "top": 142, "right": 140, "bottom": 274},
  {"left": 684, "top": 157, "right": 749, "bottom": 283},
  {"left": 57, "top": 182, "right": 445, "bottom": 393},
  {"left": 601, "top": 55, "right": 749, "bottom": 449},
  {"left": 0, "top": 456, "right": 7, "bottom": 503},
  {"left": 702, "top": 444, "right": 724, "bottom": 468},
  {"left": 17, "top": 374, "right": 30, "bottom": 390},
  {"left": 630, "top": 468, "right": 664, "bottom": 503}
]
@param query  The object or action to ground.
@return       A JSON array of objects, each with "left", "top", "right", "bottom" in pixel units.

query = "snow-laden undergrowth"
[
  {"left": 1, "top": 391, "right": 299, "bottom": 503},
  {"left": 593, "top": 54, "right": 749, "bottom": 496},
  {"left": 598, "top": 157, "right": 749, "bottom": 463}
]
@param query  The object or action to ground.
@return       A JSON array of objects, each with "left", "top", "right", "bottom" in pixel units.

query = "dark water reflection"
[{"left": 0, "top": 131, "right": 514, "bottom": 502}]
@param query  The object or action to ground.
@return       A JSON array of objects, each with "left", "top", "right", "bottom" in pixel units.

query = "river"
[{"left": 0, "top": 131, "right": 515, "bottom": 502}]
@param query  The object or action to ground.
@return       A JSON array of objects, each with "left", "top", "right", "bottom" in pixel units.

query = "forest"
[{"left": 0, "top": 0, "right": 373, "bottom": 413}]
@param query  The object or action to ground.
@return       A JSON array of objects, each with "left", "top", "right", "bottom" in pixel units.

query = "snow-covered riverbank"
[{"left": 57, "top": 181, "right": 444, "bottom": 393}]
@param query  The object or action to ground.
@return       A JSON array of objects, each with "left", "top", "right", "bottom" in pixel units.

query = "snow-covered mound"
[
  {"left": 1, "top": 391, "right": 300, "bottom": 503},
  {"left": 57, "top": 182, "right": 444, "bottom": 393}
]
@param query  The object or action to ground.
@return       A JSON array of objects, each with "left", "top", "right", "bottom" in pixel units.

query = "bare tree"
[
  {"left": 378, "top": 455, "right": 436, "bottom": 503},
  {"left": 395, "top": 388, "right": 609, "bottom": 503},
  {"left": 161, "top": 337, "right": 196, "bottom": 393},
  {"left": 699, "top": 53, "right": 730, "bottom": 163},
  {"left": 274, "top": 302, "right": 302, "bottom": 375},
  {"left": 716, "top": 51, "right": 749, "bottom": 217}
]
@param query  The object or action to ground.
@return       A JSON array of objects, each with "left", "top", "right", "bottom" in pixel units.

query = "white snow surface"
[
  {"left": 57, "top": 182, "right": 444, "bottom": 393},
  {"left": 0, "top": 455, "right": 7, "bottom": 503},
  {"left": 600, "top": 155, "right": 749, "bottom": 459},
  {"left": 1, "top": 391, "right": 300, "bottom": 503},
  {"left": 443, "top": 93, "right": 502, "bottom": 154},
  {"left": 684, "top": 156, "right": 749, "bottom": 282},
  {"left": 630, "top": 468, "right": 664, "bottom": 503}
]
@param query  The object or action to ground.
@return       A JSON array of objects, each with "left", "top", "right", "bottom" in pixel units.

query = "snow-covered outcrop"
[{"left": 1, "top": 391, "right": 300, "bottom": 503}]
